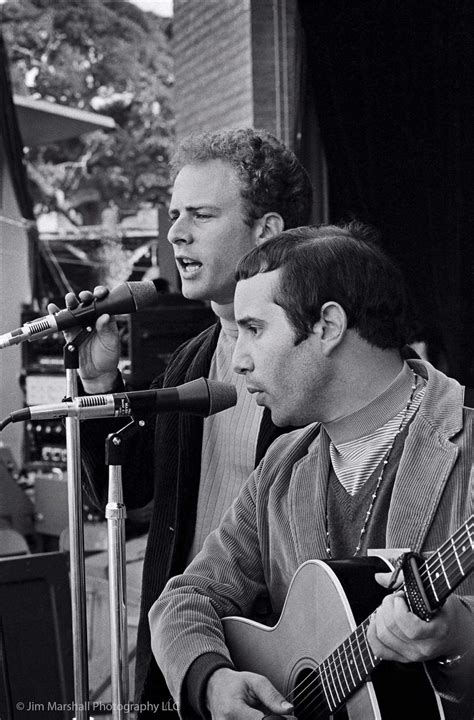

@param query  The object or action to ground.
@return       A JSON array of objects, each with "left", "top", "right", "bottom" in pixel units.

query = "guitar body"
[{"left": 223, "top": 558, "right": 444, "bottom": 720}]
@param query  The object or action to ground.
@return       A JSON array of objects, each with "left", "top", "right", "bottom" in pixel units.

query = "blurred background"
[{"left": 0, "top": 0, "right": 472, "bottom": 715}]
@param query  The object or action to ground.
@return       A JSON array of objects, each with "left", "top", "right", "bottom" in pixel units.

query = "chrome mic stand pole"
[
  {"left": 63, "top": 331, "right": 92, "bottom": 720},
  {"left": 105, "top": 420, "right": 144, "bottom": 720}
]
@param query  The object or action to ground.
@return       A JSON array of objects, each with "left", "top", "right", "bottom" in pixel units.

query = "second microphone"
[{"left": 1, "top": 378, "right": 237, "bottom": 429}]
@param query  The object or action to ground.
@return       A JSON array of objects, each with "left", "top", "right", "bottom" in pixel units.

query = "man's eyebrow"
[
  {"left": 169, "top": 204, "right": 219, "bottom": 215},
  {"left": 236, "top": 315, "right": 261, "bottom": 328}
]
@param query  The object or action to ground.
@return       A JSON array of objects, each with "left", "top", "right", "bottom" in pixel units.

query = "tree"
[{"left": 2, "top": 0, "right": 174, "bottom": 223}]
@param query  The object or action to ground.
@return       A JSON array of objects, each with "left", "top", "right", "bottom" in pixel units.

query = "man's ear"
[
  {"left": 315, "top": 302, "right": 347, "bottom": 355},
  {"left": 254, "top": 212, "right": 284, "bottom": 245}
]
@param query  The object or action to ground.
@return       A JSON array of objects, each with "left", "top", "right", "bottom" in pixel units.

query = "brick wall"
[
  {"left": 173, "top": 0, "right": 254, "bottom": 138},
  {"left": 173, "top": 0, "right": 299, "bottom": 142}
]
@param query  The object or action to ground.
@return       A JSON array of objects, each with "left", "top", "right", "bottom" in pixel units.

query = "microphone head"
[
  {"left": 174, "top": 378, "right": 237, "bottom": 417},
  {"left": 207, "top": 380, "right": 237, "bottom": 416},
  {"left": 126, "top": 280, "right": 162, "bottom": 311}
]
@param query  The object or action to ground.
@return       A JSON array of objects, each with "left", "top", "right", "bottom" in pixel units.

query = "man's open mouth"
[{"left": 177, "top": 257, "right": 202, "bottom": 273}]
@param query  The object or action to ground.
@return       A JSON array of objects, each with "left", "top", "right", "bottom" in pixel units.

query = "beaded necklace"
[{"left": 325, "top": 371, "right": 419, "bottom": 559}]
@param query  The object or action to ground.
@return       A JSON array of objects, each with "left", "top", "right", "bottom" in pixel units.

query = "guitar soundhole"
[{"left": 291, "top": 667, "right": 342, "bottom": 720}]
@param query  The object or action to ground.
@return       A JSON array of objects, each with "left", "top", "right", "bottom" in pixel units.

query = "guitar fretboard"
[
  {"left": 318, "top": 616, "right": 377, "bottom": 712},
  {"left": 421, "top": 518, "right": 473, "bottom": 608}
]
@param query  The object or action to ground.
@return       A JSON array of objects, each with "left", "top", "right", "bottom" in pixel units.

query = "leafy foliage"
[{"left": 2, "top": 0, "right": 174, "bottom": 221}]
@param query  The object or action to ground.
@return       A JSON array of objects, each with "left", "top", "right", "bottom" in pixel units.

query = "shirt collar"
[{"left": 323, "top": 362, "right": 417, "bottom": 445}]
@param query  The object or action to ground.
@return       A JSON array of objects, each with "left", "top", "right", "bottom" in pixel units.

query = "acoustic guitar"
[{"left": 223, "top": 517, "right": 473, "bottom": 720}]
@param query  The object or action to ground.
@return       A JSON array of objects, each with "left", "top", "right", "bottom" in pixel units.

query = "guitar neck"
[
  {"left": 417, "top": 519, "right": 473, "bottom": 609},
  {"left": 318, "top": 615, "right": 378, "bottom": 712},
  {"left": 317, "top": 516, "right": 473, "bottom": 713}
]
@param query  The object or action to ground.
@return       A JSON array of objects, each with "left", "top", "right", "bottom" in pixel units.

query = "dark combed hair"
[
  {"left": 171, "top": 128, "right": 313, "bottom": 229},
  {"left": 236, "top": 221, "right": 410, "bottom": 350}
]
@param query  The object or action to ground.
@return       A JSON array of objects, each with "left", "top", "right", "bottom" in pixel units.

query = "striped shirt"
[{"left": 188, "top": 314, "right": 264, "bottom": 560}]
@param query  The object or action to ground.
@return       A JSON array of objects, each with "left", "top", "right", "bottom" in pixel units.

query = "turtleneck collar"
[
  {"left": 323, "top": 362, "right": 420, "bottom": 445},
  {"left": 211, "top": 301, "right": 238, "bottom": 339}
]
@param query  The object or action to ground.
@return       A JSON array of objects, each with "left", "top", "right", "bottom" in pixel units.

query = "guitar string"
[
  {"left": 415, "top": 528, "right": 472, "bottom": 587},
  {"left": 417, "top": 523, "right": 473, "bottom": 591},
  {"left": 284, "top": 523, "right": 472, "bottom": 714},
  {"left": 285, "top": 609, "right": 377, "bottom": 712},
  {"left": 287, "top": 619, "right": 376, "bottom": 715}
]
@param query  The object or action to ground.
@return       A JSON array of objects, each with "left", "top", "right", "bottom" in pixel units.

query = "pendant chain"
[{"left": 325, "top": 371, "right": 419, "bottom": 559}]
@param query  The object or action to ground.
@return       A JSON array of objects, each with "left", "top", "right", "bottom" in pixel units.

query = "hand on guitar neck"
[
  {"left": 205, "top": 667, "right": 295, "bottom": 719},
  {"left": 367, "top": 571, "right": 473, "bottom": 665}
]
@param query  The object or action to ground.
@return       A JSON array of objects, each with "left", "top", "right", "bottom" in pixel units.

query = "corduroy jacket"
[{"left": 150, "top": 360, "right": 473, "bottom": 719}]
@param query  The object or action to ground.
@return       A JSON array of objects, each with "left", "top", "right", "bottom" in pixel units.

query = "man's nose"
[
  {"left": 232, "top": 337, "right": 252, "bottom": 375},
  {"left": 167, "top": 216, "right": 192, "bottom": 245}
]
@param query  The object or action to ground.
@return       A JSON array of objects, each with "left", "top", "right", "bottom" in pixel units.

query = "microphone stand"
[
  {"left": 105, "top": 419, "right": 145, "bottom": 720},
  {"left": 63, "top": 330, "right": 93, "bottom": 720}
]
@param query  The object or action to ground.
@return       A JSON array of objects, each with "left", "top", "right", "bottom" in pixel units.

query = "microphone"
[
  {"left": 0, "top": 280, "right": 162, "bottom": 348},
  {"left": 0, "top": 378, "right": 237, "bottom": 429}
]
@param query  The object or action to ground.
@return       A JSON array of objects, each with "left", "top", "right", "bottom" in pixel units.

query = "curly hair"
[
  {"left": 171, "top": 128, "right": 313, "bottom": 229},
  {"left": 236, "top": 221, "right": 410, "bottom": 350}
]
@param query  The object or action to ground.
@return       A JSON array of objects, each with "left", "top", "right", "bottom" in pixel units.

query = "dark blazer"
[{"left": 81, "top": 321, "right": 290, "bottom": 714}]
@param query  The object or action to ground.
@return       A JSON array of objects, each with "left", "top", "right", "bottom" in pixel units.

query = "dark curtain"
[
  {"left": 298, "top": 0, "right": 473, "bottom": 386},
  {"left": 292, "top": 7, "right": 330, "bottom": 225},
  {"left": 0, "top": 31, "right": 64, "bottom": 306}
]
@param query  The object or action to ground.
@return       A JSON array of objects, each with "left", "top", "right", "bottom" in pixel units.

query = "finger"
[
  {"left": 77, "top": 290, "right": 95, "bottom": 305},
  {"left": 367, "top": 612, "right": 410, "bottom": 663},
  {"left": 371, "top": 598, "right": 422, "bottom": 662},
  {"left": 374, "top": 569, "right": 405, "bottom": 591},
  {"left": 384, "top": 594, "right": 436, "bottom": 642},
  {"left": 95, "top": 313, "right": 113, "bottom": 329},
  {"left": 47, "top": 302, "right": 60, "bottom": 315},
  {"left": 378, "top": 593, "right": 411, "bottom": 636},
  {"left": 92, "top": 285, "right": 110, "bottom": 299},
  {"left": 374, "top": 571, "right": 396, "bottom": 588},
  {"left": 377, "top": 594, "right": 411, "bottom": 644},
  {"left": 65, "top": 292, "right": 81, "bottom": 309},
  {"left": 369, "top": 601, "right": 406, "bottom": 659},
  {"left": 249, "top": 676, "right": 293, "bottom": 715},
  {"left": 95, "top": 314, "right": 120, "bottom": 344}
]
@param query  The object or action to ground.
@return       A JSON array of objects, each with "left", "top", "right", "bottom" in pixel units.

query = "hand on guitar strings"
[
  {"left": 206, "top": 667, "right": 294, "bottom": 720},
  {"left": 367, "top": 571, "right": 472, "bottom": 664}
]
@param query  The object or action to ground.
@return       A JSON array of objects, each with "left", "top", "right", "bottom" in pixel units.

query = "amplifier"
[{"left": 127, "top": 296, "right": 215, "bottom": 388}]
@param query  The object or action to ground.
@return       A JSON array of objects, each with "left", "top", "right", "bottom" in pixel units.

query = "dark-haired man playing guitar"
[{"left": 150, "top": 223, "right": 473, "bottom": 720}]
